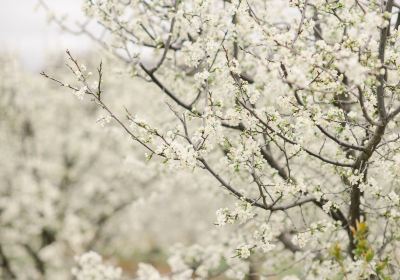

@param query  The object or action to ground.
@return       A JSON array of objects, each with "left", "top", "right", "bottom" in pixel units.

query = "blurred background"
[{"left": 0, "top": 0, "right": 91, "bottom": 70}]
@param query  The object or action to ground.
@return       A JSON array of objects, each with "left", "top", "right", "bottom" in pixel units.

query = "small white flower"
[
  {"left": 74, "top": 86, "right": 87, "bottom": 100},
  {"left": 216, "top": 208, "right": 234, "bottom": 226},
  {"left": 322, "top": 200, "right": 333, "bottom": 213},
  {"left": 97, "top": 115, "right": 112, "bottom": 127},
  {"left": 236, "top": 244, "right": 251, "bottom": 259},
  {"left": 194, "top": 70, "right": 210, "bottom": 85},
  {"left": 249, "top": 89, "right": 260, "bottom": 105},
  {"left": 293, "top": 232, "right": 309, "bottom": 249},
  {"left": 72, "top": 251, "right": 122, "bottom": 280}
]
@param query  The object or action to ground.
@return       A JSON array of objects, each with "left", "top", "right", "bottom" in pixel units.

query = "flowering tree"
[
  {"left": 0, "top": 55, "right": 150, "bottom": 279},
  {"left": 0, "top": 55, "right": 229, "bottom": 280},
  {"left": 40, "top": 0, "right": 400, "bottom": 278}
]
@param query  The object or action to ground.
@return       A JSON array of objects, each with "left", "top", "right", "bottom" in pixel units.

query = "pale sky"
[{"left": 0, "top": 0, "right": 94, "bottom": 70}]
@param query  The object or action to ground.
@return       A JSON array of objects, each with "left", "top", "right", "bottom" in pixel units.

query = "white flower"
[
  {"left": 347, "top": 111, "right": 357, "bottom": 120},
  {"left": 194, "top": 70, "right": 210, "bottom": 85},
  {"left": 97, "top": 115, "right": 112, "bottom": 127},
  {"left": 249, "top": 89, "right": 260, "bottom": 105},
  {"left": 136, "top": 263, "right": 167, "bottom": 280},
  {"left": 75, "top": 70, "right": 83, "bottom": 80},
  {"left": 229, "top": 59, "right": 240, "bottom": 75},
  {"left": 322, "top": 200, "right": 333, "bottom": 213},
  {"left": 236, "top": 244, "right": 251, "bottom": 259},
  {"left": 74, "top": 86, "right": 87, "bottom": 100},
  {"left": 292, "top": 232, "right": 309, "bottom": 249},
  {"left": 216, "top": 208, "right": 235, "bottom": 226},
  {"left": 72, "top": 251, "right": 122, "bottom": 280},
  {"left": 254, "top": 224, "right": 276, "bottom": 252},
  {"left": 234, "top": 202, "right": 254, "bottom": 224}
]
